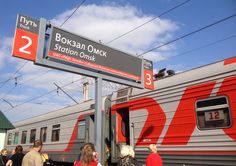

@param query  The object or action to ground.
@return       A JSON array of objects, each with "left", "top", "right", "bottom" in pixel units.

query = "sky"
[{"left": 0, "top": 0, "right": 236, "bottom": 122}]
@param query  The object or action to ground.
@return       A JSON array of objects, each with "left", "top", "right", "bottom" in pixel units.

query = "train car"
[
  {"left": 4, "top": 56, "right": 236, "bottom": 165},
  {"left": 4, "top": 98, "right": 111, "bottom": 165}
]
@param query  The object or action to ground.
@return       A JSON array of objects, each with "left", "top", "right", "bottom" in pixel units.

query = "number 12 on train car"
[
  {"left": 12, "top": 14, "right": 40, "bottom": 61},
  {"left": 144, "top": 59, "right": 154, "bottom": 90}
]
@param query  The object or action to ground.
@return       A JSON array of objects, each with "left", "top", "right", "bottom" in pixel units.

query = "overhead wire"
[
  {"left": 0, "top": 85, "right": 17, "bottom": 109},
  {"left": 12, "top": 61, "right": 28, "bottom": 76},
  {"left": 0, "top": 61, "right": 27, "bottom": 89},
  {"left": 60, "top": 0, "right": 87, "bottom": 27},
  {"left": 19, "top": 69, "right": 53, "bottom": 85},
  {"left": 4, "top": 78, "right": 124, "bottom": 113},
  {"left": 3, "top": 77, "right": 84, "bottom": 113},
  {"left": 168, "top": 34, "right": 236, "bottom": 59},
  {"left": 0, "top": 78, "right": 12, "bottom": 85},
  {"left": 106, "top": 0, "right": 191, "bottom": 44},
  {"left": 0, "top": 70, "right": 53, "bottom": 103},
  {"left": 4, "top": 81, "right": 85, "bottom": 121},
  {"left": 139, "top": 13, "right": 236, "bottom": 56},
  {"left": 10, "top": 83, "right": 84, "bottom": 118}
]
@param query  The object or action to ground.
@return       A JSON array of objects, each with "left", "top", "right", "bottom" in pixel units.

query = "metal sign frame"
[{"left": 36, "top": 18, "right": 144, "bottom": 88}]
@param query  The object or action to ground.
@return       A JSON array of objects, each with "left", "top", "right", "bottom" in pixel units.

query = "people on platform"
[
  {"left": 41, "top": 153, "right": 53, "bottom": 166},
  {"left": 1, "top": 143, "right": 163, "bottom": 166},
  {"left": 6, "top": 145, "right": 24, "bottom": 166},
  {"left": 0, "top": 148, "right": 8, "bottom": 166},
  {"left": 22, "top": 140, "right": 44, "bottom": 166},
  {"left": 146, "top": 144, "right": 162, "bottom": 166},
  {"left": 117, "top": 145, "right": 139, "bottom": 166},
  {"left": 73, "top": 143, "right": 100, "bottom": 166}
]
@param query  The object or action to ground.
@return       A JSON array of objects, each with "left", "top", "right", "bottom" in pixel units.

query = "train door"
[
  {"left": 117, "top": 108, "right": 130, "bottom": 144},
  {"left": 111, "top": 107, "right": 131, "bottom": 163}
]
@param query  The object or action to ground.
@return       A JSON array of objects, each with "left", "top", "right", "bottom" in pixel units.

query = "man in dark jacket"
[{"left": 7, "top": 145, "right": 25, "bottom": 166}]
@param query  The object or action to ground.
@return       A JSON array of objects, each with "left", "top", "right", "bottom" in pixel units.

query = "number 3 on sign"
[
  {"left": 145, "top": 73, "right": 152, "bottom": 85},
  {"left": 12, "top": 28, "right": 38, "bottom": 61},
  {"left": 144, "top": 69, "right": 154, "bottom": 90}
]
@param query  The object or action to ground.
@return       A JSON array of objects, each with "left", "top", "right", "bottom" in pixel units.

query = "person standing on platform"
[
  {"left": 22, "top": 140, "right": 43, "bottom": 166},
  {"left": 0, "top": 149, "right": 7, "bottom": 166},
  {"left": 0, "top": 149, "right": 8, "bottom": 165},
  {"left": 117, "top": 145, "right": 139, "bottom": 166},
  {"left": 6, "top": 145, "right": 24, "bottom": 166},
  {"left": 73, "top": 143, "right": 99, "bottom": 166},
  {"left": 146, "top": 144, "right": 163, "bottom": 166}
]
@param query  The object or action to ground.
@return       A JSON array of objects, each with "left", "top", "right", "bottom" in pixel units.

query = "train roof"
[
  {"left": 113, "top": 56, "right": 236, "bottom": 99},
  {"left": 13, "top": 99, "right": 95, "bottom": 127},
  {"left": 158, "top": 56, "right": 235, "bottom": 86}
]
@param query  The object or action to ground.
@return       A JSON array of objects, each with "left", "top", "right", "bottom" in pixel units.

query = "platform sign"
[
  {"left": 12, "top": 14, "right": 40, "bottom": 61},
  {"left": 47, "top": 27, "right": 142, "bottom": 82},
  {"left": 143, "top": 59, "right": 154, "bottom": 90},
  {"left": 11, "top": 14, "right": 150, "bottom": 89}
]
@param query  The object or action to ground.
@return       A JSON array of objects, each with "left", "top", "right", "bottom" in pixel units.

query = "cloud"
[
  {"left": 3, "top": 85, "right": 82, "bottom": 122},
  {"left": 51, "top": 4, "right": 179, "bottom": 61},
  {"left": 0, "top": 37, "right": 13, "bottom": 70},
  {"left": 142, "top": 51, "right": 168, "bottom": 62},
  {"left": 18, "top": 69, "right": 82, "bottom": 91},
  {"left": 1, "top": 93, "right": 28, "bottom": 102}
]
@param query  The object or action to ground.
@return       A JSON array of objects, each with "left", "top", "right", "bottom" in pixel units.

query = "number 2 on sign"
[
  {"left": 12, "top": 26, "right": 38, "bottom": 61},
  {"left": 19, "top": 36, "right": 32, "bottom": 55}
]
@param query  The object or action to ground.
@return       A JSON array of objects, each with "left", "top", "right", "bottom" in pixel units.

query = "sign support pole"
[{"left": 95, "top": 76, "right": 103, "bottom": 163}]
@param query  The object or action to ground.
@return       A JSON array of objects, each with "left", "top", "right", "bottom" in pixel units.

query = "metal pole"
[{"left": 95, "top": 77, "right": 103, "bottom": 163}]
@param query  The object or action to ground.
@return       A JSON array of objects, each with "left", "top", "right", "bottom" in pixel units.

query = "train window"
[
  {"left": 14, "top": 132, "right": 19, "bottom": 144},
  {"left": 21, "top": 131, "right": 27, "bottom": 144},
  {"left": 7, "top": 133, "right": 12, "bottom": 145},
  {"left": 195, "top": 96, "right": 231, "bottom": 130},
  {"left": 30, "top": 129, "right": 36, "bottom": 143},
  {"left": 77, "top": 120, "right": 86, "bottom": 140},
  {"left": 51, "top": 124, "right": 60, "bottom": 142},
  {"left": 40, "top": 127, "right": 47, "bottom": 142}
]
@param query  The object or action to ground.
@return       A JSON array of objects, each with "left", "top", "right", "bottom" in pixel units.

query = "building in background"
[{"left": 0, "top": 111, "right": 14, "bottom": 150}]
